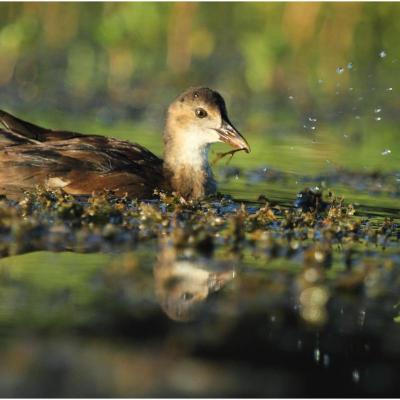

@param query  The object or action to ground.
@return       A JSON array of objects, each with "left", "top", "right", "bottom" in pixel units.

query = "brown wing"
[
  {"left": 0, "top": 109, "right": 85, "bottom": 142},
  {"left": 0, "top": 110, "right": 165, "bottom": 199}
]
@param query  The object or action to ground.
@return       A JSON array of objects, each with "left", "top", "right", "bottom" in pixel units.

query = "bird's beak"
[{"left": 215, "top": 120, "right": 251, "bottom": 153}]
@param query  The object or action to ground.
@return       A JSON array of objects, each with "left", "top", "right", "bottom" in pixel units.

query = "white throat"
[{"left": 164, "top": 126, "right": 220, "bottom": 171}]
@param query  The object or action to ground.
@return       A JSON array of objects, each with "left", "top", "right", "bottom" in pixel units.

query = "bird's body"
[{"left": 0, "top": 87, "right": 249, "bottom": 200}]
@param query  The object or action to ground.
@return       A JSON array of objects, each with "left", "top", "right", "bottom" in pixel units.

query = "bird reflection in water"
[{"left": 154, "top": 244, "right": 236, "bottom": 322}]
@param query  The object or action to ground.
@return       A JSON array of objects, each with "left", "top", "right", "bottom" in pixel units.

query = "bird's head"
[{"left": 165, "top": 87, "right": 250, "bottom": 153}]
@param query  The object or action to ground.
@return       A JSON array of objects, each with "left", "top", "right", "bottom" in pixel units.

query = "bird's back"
[{"left": 0, "top": 110, "right": 165, "bottom": 200}]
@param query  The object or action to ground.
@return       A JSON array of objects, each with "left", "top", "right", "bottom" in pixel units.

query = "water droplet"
[
  {"left": 288, "top": 95, "right": 294, "bottom": 100},
  {"left": 347, "top": 62, "right": 353, "bottom": 69},
  {"left": 336, "top": 67, "right": 344, "bottom": 74},
  {"left": 314, "top": 348, "right": 321, "bottom": 363},
  {"left": 352, "top": 369, "right": 360, "bottom": 383},
  {"left": 323, "top": 354, "right": 330, "bottom": 367},
  {"left": 374, "top": 107, "right": 382, "bottom": 113},
  {"left": 358, "top": 310, "right": 366, "bottom": 327},
  {"left": 379, "top": 50, "right": 387, "bottom": 58},
  {"left": 297, "top": 339, "right": 303, "bottom": 350},
  {"left": 381, "top": 149, "right": 391, "bottom": 156}
]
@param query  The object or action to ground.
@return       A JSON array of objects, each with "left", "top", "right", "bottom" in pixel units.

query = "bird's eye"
[
  {"left": 181, "top": 292, "right": 194, "bottom": 301},
  {"left": 195, "top": 108, "right": 208, "bottom": 118}
]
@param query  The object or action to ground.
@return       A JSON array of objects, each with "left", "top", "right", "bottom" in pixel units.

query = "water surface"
[{"left": 0, "top": 114, "right": 399, "bottom": 397}]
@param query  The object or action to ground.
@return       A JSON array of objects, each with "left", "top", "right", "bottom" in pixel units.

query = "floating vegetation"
[
  {"left": 212, "top": 147, "right": 249, "bottom": 165},
  {"left": 0, "top": 183, "right": 398, "bottom": 396},
  {"left": 0, "top": 185, "right": 398, "bottom": 283}
]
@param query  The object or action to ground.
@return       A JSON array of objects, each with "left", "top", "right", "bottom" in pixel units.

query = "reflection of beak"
[
  {"left": 207, "top": 270, "right": 236, "bottom": 292},
  {"left": 215, "top": 120, "right": 251, "bottom": 153}
]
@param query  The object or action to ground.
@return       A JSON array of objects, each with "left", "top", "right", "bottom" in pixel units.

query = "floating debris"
[
  {"left": 381, "top": 149, "right": 391, "bottom": 156},
  {"left": 336, "top": 67, "right": 344, "bottom": 74},
  {"left": 379, "top": 50, "right": 387, "bottom": 58}
]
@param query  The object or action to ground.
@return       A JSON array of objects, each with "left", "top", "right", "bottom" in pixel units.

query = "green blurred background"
[{"left": 0, "top": 2, "right": 399, "bottom": 177}]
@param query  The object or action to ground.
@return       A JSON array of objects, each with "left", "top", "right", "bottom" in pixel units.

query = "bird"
[
  {"left": 0, "top": 87, "right": 250, "bottom": 201},
  {"left": 154, "top": 243, "right": 236, "bottom": 322}
]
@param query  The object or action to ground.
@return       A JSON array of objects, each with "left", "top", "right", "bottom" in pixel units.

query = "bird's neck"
[{"left": 163, "top": 131, "right": 216, "bottom": 200}]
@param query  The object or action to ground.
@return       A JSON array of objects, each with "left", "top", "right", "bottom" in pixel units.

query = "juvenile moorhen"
[{"left": 0, "top": 87, "right": 250, "bottom": 200}]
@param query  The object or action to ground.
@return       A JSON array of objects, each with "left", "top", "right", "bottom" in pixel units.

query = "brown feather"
[{"left": 0, "top": 110, "right": 165, "bottom": 200}]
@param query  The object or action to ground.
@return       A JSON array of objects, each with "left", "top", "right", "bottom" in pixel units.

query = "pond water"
[{"left": 0, "top": 114, "right": 399, "bottom": 397}]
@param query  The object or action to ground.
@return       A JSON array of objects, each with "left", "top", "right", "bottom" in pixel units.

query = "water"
[{"left": 0, "top": 114, "right": 399, "bottom": 396}]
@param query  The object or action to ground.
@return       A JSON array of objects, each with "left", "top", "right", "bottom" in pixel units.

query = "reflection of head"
[{"left": 154, "top": 246, "right": 236, "bottom": 322}]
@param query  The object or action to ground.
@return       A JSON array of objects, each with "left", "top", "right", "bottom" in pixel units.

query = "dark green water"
[{"left": 0, "top": 115, "right": 399, "bottom": 397}]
